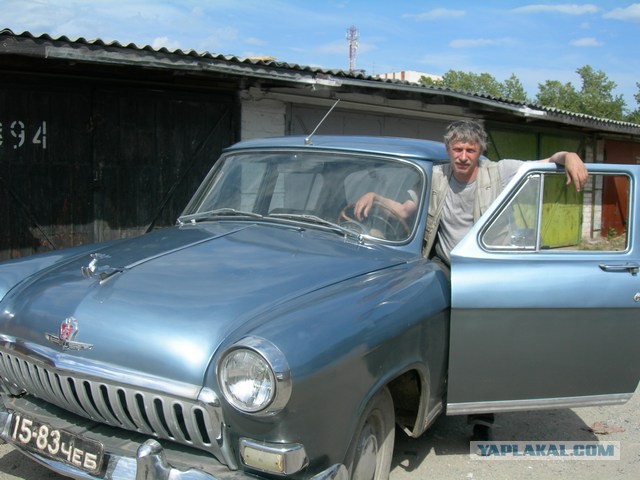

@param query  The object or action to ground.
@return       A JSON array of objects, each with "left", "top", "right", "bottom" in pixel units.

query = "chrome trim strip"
[{"left": 446, "top": 393, "right": 634, "bottom": 415}]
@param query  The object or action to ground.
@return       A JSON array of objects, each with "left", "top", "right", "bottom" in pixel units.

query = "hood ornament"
[
  {"left": 46, "top": 317, "right": 93, "bottom": 350},
  {"left": 81, "top": 253, "right": 122, "bottom": 282}
]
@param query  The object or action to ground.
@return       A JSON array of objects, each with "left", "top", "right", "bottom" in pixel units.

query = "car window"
[
  {"left": 481, "top": 171, "right": 629, "bottom": 252},
  {"left": 182, "top": 151, "right": 424, "bottom": 242},
  {"left": 268, "top": 170, "right": 324, "bottom": 213}
]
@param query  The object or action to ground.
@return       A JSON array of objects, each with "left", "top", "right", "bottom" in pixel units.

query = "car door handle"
[{"left": 599, "top": 263, "right": 640, "bottom": 275}]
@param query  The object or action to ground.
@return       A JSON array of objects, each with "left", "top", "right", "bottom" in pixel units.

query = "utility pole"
[{"left": 346, "top": 25, "right": 359, "bottom": 73}]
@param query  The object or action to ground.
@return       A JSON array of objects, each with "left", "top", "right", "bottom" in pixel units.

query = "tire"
[{"left": 345, "top": 386, "right": 395, "bottom": 480}]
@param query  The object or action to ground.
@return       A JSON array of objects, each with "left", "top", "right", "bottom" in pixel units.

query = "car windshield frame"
[{"left": 179, "top": 149, "right": 426, "bottom": 244}]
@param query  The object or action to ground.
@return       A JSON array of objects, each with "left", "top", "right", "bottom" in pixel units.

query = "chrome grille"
[{"left": 0, "top": 349, "right": 223, "bottom": 458}]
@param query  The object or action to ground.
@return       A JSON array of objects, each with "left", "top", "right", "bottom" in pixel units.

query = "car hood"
[{"left": 0, "top": 222, "right": 407, "bottom": 386}]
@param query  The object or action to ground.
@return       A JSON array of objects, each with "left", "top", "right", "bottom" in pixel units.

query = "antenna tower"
[{"left": 346, "top": 25, "right": 359, "bottom": 72}]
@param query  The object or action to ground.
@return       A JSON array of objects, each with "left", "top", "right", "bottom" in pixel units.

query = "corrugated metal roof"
[
  {"left": 1, "top": 28, "right": 639, "bottom": 134},
  {"left": 0, "top": 27, "right": 363, "bottom": 77}
]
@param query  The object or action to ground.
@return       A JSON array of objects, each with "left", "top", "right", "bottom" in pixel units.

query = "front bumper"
[
  {"left": 0, "top": 400, "right": 347, "bottom": 480},
  {"left": 8, "top": 437, "right": 347, "bottom": 480}
]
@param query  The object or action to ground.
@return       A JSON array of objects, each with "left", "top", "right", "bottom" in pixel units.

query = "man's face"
[{"left": 446, "top": 140, "right": 482, "bottom": 183}]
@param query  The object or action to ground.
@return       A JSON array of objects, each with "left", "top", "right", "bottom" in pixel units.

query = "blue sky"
[{"left": 3, "top": 1, "right": 640, "bottom": 110}]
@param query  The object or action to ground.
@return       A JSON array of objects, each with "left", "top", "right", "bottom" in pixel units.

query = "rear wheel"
[{"left": 346, "top": 387, "right": 395, "bottom": 480}]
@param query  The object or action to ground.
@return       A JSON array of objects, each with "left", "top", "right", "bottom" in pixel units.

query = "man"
[
  {"left": 355, "top": 120, "right": 589, "bottom": 267},
  {"left": 354, "top": 120, "right": 589, "bottom": 440}
]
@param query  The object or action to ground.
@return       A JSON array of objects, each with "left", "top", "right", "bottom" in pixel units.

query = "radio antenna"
[{"left": 305, "top": 99, "right": 340, "bottom": 145}]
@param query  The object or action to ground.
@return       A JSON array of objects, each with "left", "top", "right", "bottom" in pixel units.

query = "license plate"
[{"left": 9, "top": 411, "right": 104, "bottom": 474}]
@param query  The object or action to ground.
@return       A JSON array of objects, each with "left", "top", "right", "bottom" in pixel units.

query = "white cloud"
[
  {"left": 512, "top": 4, "right": 599, "bottom": 15},
  {"left": 316, "top": 41, "right": 349, "bottom": 55},
  {"left": 604, "top": 3, "right": 640, "bottom": 22},
  {"left": 314, "top": 40, "right": 374, "bottom": 56},
  {"left": 198, "top": 27, "right": 239, "bottom": 52},
  {"left": 245, "top": 37, "right": 266, "bottom": 47},
  {"left": 570, "top": 37, "right": 602, "bottom": 47},
  {"left": 152, "top": 36, "right": 182, "bottom": 51},
  {"left": 418, "top": 53, "right": 471, "bottom": 72},
  {"left": 449, "top": 38, "right": 513, "bottom": 49},
  {"left": 403, "top": 8, "right": 465, "bottom": 21}
]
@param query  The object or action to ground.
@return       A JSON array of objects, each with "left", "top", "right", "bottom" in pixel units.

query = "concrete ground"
[{"left": 0, "top": 385, "right": 638, "bottom": 480}]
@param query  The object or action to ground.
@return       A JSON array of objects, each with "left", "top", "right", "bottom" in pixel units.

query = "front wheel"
[{"left": 346, "top": 387, "right": 395, "bottom": 480}]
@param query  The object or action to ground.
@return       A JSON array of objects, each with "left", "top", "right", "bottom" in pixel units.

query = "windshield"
[{"left": 181, "top": 150, "right": 424, "bottom": 242}]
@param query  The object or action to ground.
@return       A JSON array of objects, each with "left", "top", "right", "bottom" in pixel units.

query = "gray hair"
[{"left": 444, "top": 120, "right": 488, "bottom": 152}]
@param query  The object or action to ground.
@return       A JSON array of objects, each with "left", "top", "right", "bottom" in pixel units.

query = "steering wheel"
[{"left": 338, "top": 203, "right": 411, "bottom": 239}]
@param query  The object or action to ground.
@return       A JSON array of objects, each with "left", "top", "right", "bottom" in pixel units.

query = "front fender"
[{"left": 209, "top": 258, "right": 450, "bottom": 474}]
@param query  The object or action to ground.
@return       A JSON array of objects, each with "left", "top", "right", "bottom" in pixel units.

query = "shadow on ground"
[{"left": 392, "top": 407, "right": 600, "bottom": 474}]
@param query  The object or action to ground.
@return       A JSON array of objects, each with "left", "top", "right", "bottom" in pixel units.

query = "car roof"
[{"left": 225, "top": 135, "right": 450, "bottom": 163}]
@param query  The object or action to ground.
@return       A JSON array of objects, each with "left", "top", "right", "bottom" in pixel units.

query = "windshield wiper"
[
  {"left": 179, "top": 208, "right": 263, "bottom": 224},
  {"left": 267, "top": 213, "right": 363, "bottom": 240}
]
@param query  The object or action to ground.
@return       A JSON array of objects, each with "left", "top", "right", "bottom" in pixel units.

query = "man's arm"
[
  {"left": 539, "top": 151, "right": 589, "bottom": 192},
  {"left": 353, "top": 192, "right": 417, "bottom": 221}
]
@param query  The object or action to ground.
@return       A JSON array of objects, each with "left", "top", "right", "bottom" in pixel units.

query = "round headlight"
[
  {"left": 219, "top": 349, "right": 275, "bottom": 412},
  {"left": 217, "top": 337, "right": 291, "bottom": 415}
]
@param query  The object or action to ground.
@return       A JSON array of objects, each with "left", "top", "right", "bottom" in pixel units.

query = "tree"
[
  {"left": 626, "top": 82, "right": 640, "bottom": 124},
  {"left": 535, "top": 65, "right": 626, "bottom": 120},
  {"left": 577, "top": 65, "right": 626, "bottom": 120},
  {"left": 502, "top": 74, "right": 528, "bottom": 103},
  {"left": 535, "top": 80, "right": 580, "bottom": 111},
  {"left": 420, "top": 70, "right": 528, "bottom": 102},
  {"left": 421, "top": 66, "right": 638, "bottom": 123}
]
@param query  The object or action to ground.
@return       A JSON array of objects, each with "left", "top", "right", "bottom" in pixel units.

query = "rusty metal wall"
[{"left": 0, "top": 78, "right": 236, "bottom": 260}]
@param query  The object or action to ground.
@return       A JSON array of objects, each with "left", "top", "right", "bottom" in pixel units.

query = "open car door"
[{"left": 447, "top": 162, "right": 640, "bottom": 415}]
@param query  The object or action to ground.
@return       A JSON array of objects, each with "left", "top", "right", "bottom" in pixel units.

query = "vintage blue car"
[{"left": 0, "top": 136, "right": 639, "bottom": 480}]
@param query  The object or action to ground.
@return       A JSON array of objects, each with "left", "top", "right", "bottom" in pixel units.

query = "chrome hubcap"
[{"left": 353, "top": 424, "right": 378, "bottom": 480}]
